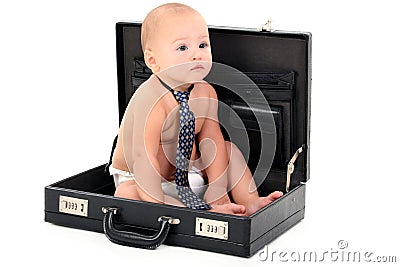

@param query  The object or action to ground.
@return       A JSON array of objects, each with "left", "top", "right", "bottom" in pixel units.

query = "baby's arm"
[
  {"left": 133, "top": 102, "right": 165, "bottom": 203},
  {"left": 124, "top": 90, "right": 183, "bottom": 206}
]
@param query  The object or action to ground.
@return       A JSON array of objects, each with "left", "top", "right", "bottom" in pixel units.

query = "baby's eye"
[
  {"left": 199, "top": 42, "right": 208, "bottom": 49},
  {"left": 177, "top": 45, "right": 188, "bottom": 51}
]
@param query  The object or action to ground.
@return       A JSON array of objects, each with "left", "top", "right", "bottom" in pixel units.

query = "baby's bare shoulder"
[
  {"left": 192, "top": 82, "right": 217, "bottom": 99},
  {"left": 191, "top": 82, "right": 219, "bottom": 121},
  {"left": 130, "top": 78, "right": 171, "bottom": 112}
]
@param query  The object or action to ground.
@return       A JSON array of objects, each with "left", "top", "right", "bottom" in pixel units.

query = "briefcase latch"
[
  {"left": 158, "top": 216, "right": 180, "bottom": 225},
  {"left": 286, "top": 146, "right": 304, "bottom": 192},
  {"left": 258, "top": 19, "right": 273, "bottom": 32}
]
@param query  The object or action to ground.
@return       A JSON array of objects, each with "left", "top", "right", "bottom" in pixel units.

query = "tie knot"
[{"left": 173, "top": 90, "right": 190, "bottom": 104}]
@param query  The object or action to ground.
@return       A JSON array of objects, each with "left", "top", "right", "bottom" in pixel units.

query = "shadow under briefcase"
[{"left": 44, "top": 21, "right": 312, "bottom": 257}]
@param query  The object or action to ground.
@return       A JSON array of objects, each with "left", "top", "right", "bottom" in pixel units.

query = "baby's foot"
[
  {"left": 245, "top": 191, "right": 283, "bottom": 216},
  {"left": 210, "top": 203, "right": 246, "bottom": 216}
]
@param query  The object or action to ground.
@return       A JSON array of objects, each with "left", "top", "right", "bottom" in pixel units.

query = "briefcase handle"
[{"left": 102, "top": 207, "right": 180, "bottom": 249}]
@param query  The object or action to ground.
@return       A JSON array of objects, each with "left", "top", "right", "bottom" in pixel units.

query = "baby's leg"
[
  {"left": 193, "top": 145, "right": 246, "bottom": 216},
  {"left": 115, "top": 180, "right": 140, "bottom": 200},
  {"left": 224, "top": 141, "right": 257, "bottom": 201},
  {"left": 225, "top": 141, "right": 283, "bottom": 215},
  {"left": 115, "top": 180, "right": 186, "bottom": 207},
  {"left": 195, "top": 140, "right": 232, "bottom": 206}
]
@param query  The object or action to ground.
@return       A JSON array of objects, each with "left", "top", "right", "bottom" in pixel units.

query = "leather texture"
[{"left": 103, "top": 209, "right": 171, "bottom": 249}]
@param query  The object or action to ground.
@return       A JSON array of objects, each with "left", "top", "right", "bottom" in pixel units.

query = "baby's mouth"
[{"left": 190, "top": 64, "right": 205, "bottom": 71}]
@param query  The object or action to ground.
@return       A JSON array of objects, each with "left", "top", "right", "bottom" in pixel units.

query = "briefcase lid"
[{"left": 115, "top": 22, "right": 311, "bottom": 184}]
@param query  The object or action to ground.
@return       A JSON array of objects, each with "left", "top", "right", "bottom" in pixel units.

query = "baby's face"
[{"left": 150, "top": 12, "right": 212, "bottom": 84}]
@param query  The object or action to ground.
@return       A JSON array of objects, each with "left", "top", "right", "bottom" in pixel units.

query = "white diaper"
[{"left": 109, "top": 165, "right": 207, "bottom": 199}]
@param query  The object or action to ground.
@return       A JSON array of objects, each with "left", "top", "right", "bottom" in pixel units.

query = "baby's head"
[{"left": 141, "top": 3, "right": 212, "bottom": 83}]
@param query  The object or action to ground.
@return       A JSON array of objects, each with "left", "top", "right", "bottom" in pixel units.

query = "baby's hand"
[{"left": 210, "top": 203, "right": 246, "bottom": 216}]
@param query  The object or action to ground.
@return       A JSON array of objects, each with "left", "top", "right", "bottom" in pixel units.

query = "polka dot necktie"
[
  {"left": 173, "top": 90, "right": 211, "bottom": 210},
  {"left": 156, "top": 76, "right": 211, "bottom": 210}
]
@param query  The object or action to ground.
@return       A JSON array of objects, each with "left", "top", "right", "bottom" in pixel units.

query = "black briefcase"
[{"left": 44, "top": 21, "right": 311, "bottom": 258}]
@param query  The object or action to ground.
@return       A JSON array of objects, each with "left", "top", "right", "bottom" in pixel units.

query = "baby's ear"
[{"left": 144, "top": 49, "right": 159, "bottom": 73}]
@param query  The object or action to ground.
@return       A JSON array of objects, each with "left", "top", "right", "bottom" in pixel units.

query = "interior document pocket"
[
  {"left": 215, "top": 71, "right": 295, "bottom": 169},
  {"left": 229, "top": 101, "right": 284, "bottom": 169}
]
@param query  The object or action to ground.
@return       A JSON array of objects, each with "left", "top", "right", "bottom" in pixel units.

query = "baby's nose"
[
  {"left": 191, "top": 50, "right": 202, "bottom": 61},
  {"left": 192, "top": 55, "right": 202, "bottom": 61}
]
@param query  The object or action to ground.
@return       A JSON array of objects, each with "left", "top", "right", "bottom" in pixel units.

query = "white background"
[{"left": 1, "top": 0, "right": 399, "bottom": 266}]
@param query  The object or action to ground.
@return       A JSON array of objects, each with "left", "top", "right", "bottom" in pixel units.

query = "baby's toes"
[
  {"left": 268, "top": 191, "right": 283, "bottom": 201},
  {"left": 228, "top": 203, "right": 246, "bottom": 215}
]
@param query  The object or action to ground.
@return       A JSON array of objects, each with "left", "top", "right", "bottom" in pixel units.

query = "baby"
[{"left": 110, "top": 3, "right": 283, "bottom": 216}]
